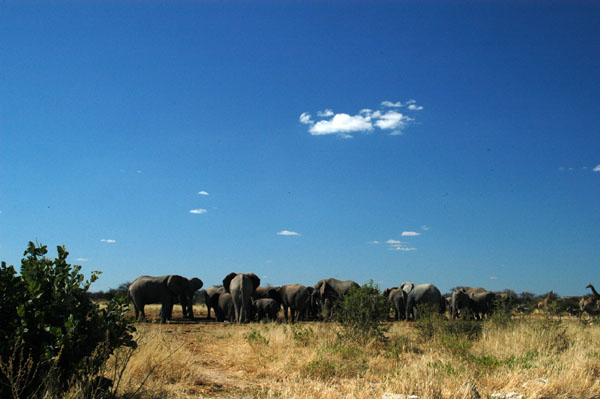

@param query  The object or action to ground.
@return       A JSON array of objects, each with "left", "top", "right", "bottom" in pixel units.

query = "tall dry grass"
[{"left": 104, "top": 305, "right": 600, "bottom": 398}]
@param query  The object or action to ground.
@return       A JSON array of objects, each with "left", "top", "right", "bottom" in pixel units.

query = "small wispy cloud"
[
  {"left": 421, "top": 225, "right": 430, "bottom": 231},
  {"left": 189, "top": 209, "right": 207, "bottom": 214},
  {"left": 277, "top": 230, "right": 301, "bottom": 236},
  {"left": 100, "top": 239, "right": 116, "bottom": 243},
  {"left": 386, "top": 239, "right": 405, "bottom": 244},
  {"left": 317, "top": 109, "right": 334, "bottom": 117},
  {"left": 370, "top": 238, "right": 417, "bottom": 252},
  {"left": 299, "top": 99, "right": 421, "bottom": 138},
  {"left": 594, "top": 165, "right": 600, "bottom": 172},
  {"left": 381, "top": 100, "right": 403, "bottom": 108},
  {"left": 75, "top": 258, "right": 88, "bottom": 262},
  {"left": 389, "top": 246, "right": 417, "bottom": 252},
  {"left": 401, "top": 231, "right": 421, "bottom": 236},
  {"left": 490, "top": 276, "right": 498, "bottom": 280},
  {"left": 198, "top": 190, "right": 209, "bottom": 196}
]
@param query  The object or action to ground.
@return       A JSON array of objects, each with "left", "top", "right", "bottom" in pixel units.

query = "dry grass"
[{"left": 104, "top": 305, "right": 600, "bottom": 399}]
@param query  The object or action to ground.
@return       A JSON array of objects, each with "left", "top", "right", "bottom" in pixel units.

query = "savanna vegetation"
[{"left": 2, "top": 243, "right": 600, "bottom": 398}]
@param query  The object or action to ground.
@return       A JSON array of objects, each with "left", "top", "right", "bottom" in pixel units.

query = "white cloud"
[
  {"left": 100, "top": 239, "right": 116, "bottom": 243},
  {"left": 369, "top": 240, "right": 381, "bottom": 244},
  {"left": 381, "top": 100, "right": 403, "bottom": 108},
  {"left": 490, "top": 276, "right": 498, "bottom": 280},
  {"left": 386, "top": 239, "right": 404, "bottom": 244},
  {"left": 309, "top": 113, "right": 373, "bottom": 136},
  {"left": 389, "top": 246, "right": 417, "bottom": 251},
  {"left": 75, "top": 258, "right": 88, "bottom": 262},
  {"left": 401, "top": 231, "right": 421, "bottom": 236},
  {"left": 277, "top": 230, "right": 301, "bottom": 236},
  {"left": 198, "top": 190, "right": 209, "bottom": 196},
  {"left": 381, "top": 100, "right": 404, "bottom": 108},
  {"left": 374, "top": 111, "right": 410, "bottom": 130},
  {"left": 594, "top": 165, "right": 600, "bottom": 172},
  {"left": 189, "top": 209, "right": 207, "bottom": 214},
  {"left": 421, "top": 225, "right": 430, "bottom": 231},
  {"left": 300, "top": 99, "right": 420, "bottom": 138},
  {"left": 317, "top": 109, "right": 334, "bottom": 117},
  {"left": 299, "top": 112, "right": 313, "bottom": 125}
]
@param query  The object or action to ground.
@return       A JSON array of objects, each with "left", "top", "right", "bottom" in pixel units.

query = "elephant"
[
  {"left": 223, "top": 272, "right": 261, "bottom": 323},
  {"left": 251, "top": 298, "right": 281, "bottom": 321},
  {"left": 314, "top": 278, "right": 359, "bottom": 319},
  {"left": 128, "top": 275, "right": 203, "bottom": 323},
  {"left": 217, "top": 292, "right": 235, "bottom": 322},
  {"left": 253, "top": 286, "right": 283, "bottom": 303},
  {"left": 383, "top": 287, "right": 407, "bottom": 321},
  {"left": 451, "top": 288, "right": 496, "bottom": 320},
  {"left": 277, "top": 284, "right": 313, "bottom": 323},
  {"left": 400, "top": 281, "right": 445, "bottom": 320},
  {"left": 198, "top": 285, "right": 225, "bottom": 320},
  {"left": 305, "top": 286, "right": 322, "bottom": 320}
]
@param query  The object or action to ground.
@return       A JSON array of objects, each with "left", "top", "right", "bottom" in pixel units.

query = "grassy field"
[{"left": 107, "top": 304, "right": 600, "bottom": 399}]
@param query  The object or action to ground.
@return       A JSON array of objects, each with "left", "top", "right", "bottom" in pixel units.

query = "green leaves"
[{"left": 0, "top": 242, "right": 136, "bottom": 398}]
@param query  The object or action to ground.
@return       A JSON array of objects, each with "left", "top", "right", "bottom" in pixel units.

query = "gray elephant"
[
  {"left": 128, "top": 275, "right": 203, "bottom": 323},
  {"left": 223, "top": 272, "right": 261, "bottom": 323},
  {"left": 450, "top": 289, "right": 473, "bottom": 319},
  {"left": 314, "top": 278, "right": 359, "bottom": 319},
  {"left": 469, "top": 290, "right": 496, "bottom": 319},
  {"left": 253, "top": 286, "right": 282, "bottom": 303},
  {"left": 400, "top": 281, "right": 445, "bottom": 320},
  {"left": 383, "top": 287, "right": 407, "bottom": 321},
  {"left": 277, "top": 284, "right": 313, "bottom": 322},
  {"left": 217, "top": 292, "right": 235, "bottom": 322},
  {"left": 305, "top": 286, "right": 322, "bottom": 320},
  {"left": 198, "top": 285, "right": 225, "bottom": 320},
  {"left": 251, "top": 298, "right": 280, "bottom": 321},
  {"left": 451, "top": 287, "right": 496, "bottom": 320}
]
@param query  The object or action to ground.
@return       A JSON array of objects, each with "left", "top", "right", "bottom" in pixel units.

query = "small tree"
[
  {"left": 0, "top": 242, "right": 136, "bottom": 398},
  {"left": 334, "top": 281, "right": 389, "bottom": 342}
]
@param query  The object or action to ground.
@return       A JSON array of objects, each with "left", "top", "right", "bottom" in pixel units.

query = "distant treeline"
[{"left": 87, "top": 282, "right": 131, "bottom": 301}]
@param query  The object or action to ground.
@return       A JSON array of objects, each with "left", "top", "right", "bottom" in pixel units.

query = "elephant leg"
[
  {"left": 138, "top": 304, "right": 146, "bottom": 321},
  {"left": 283, "top": 305, "right": 289, "bottom": 322},
  {"left": 233, "top": 300, "right": 240, "bottom": 323}
]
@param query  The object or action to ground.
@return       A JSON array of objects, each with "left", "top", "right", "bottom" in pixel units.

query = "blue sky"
[{"left": 1, "top": 2, "right": 599, "bottom": 295}]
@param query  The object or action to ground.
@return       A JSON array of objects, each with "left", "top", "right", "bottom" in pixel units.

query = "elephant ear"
[
  {"left": 246, "top": 273, "right": 260, "bottom": 291},
  {"left": 320, "top": 281, "right": 337, "bottom": 299},
  {"left": 268, "top": 287, "right": 282, "bottom": 303},
  {"left": 400, "top": 281, "right": 414, "bottom": 294},
  {"left": 223, "top": 272, "right": 238, "bottom": 293},
  {"left": 166, "top": 275, "right": 185, "bottom": 292},
  {"left": 190, "top": 278, "right": 203, "bottom": 292}
]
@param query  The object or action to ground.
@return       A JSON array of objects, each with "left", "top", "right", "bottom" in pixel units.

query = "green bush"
[
  {"left": 334, "top": 281, "right": 389, "bottom": 342},
  {"left": 0, "top": 242, "right": 136, "bottom": 398}
]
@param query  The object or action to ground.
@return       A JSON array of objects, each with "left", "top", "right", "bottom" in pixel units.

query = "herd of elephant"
[{"left": 127, "top": 274, "right": 600, "bottom": 324}]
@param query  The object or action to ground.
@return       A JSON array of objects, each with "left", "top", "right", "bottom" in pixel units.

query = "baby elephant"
[{"left": 252, "top": 298, "right": 281, "bottom": 322}]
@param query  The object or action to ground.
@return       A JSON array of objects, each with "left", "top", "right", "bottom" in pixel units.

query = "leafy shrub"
[
  {"left": 334, "top": 281, "right": 389, "bottom": 342},
  {"left": 0, "top": 242, "right": 136, "bottom": 398}
]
